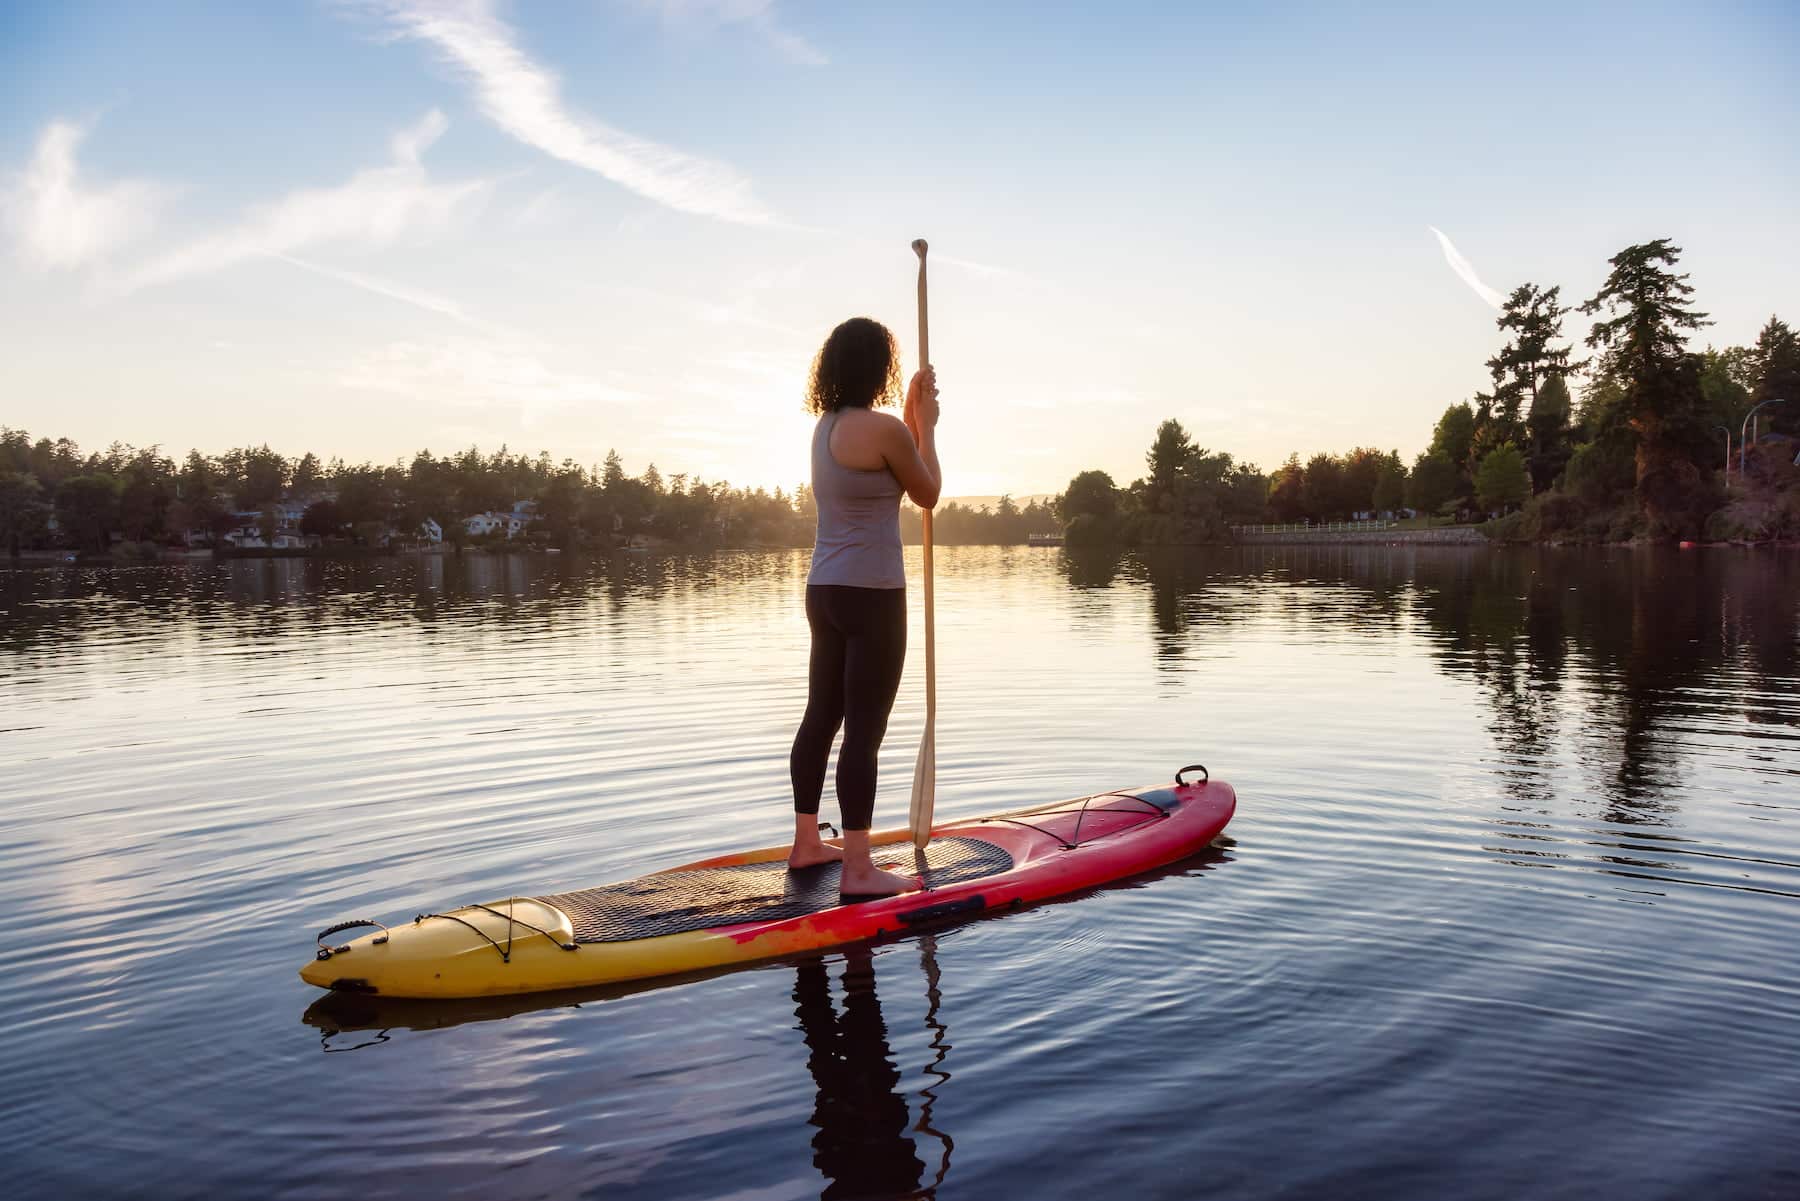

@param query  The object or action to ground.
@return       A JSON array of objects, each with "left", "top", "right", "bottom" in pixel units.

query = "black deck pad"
[{"left": 537, "top": 836, "right": 1015, "bottom": 944}]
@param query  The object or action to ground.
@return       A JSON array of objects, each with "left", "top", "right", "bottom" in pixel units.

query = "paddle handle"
[{"left": 910, "top": 238, "right": 936, "bottom": 850}]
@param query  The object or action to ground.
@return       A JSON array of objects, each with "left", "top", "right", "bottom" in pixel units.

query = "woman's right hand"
[{"left": 905, "top": 366, "right": 939, "bottom": 436}]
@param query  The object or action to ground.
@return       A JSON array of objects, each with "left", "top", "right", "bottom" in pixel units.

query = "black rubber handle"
[
  {"left": 315, "top": 919, "right": 391, "bottom": 959},
  {"left": 1175, "top": 763, "right": 1208, "bottom": 787}
]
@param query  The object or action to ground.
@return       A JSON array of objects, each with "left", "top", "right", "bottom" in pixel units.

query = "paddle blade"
[{"left": 909, "top": 727, "right": 936, "bottom": 849}]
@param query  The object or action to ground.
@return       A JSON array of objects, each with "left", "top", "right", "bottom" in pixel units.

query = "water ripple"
[{"left": 2, "top": 546, "right": 1797, "bottom": 1200}]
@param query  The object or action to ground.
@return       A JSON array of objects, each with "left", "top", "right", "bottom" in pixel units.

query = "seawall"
[{"left": 1232, "top": 526, "right": 1488, "bottom": 546}]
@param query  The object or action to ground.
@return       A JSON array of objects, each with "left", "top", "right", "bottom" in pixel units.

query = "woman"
[{"left": 788, "top": 316, "right": 941, "bottom": 898}]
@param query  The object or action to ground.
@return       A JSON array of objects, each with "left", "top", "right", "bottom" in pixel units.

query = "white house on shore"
[
  {"left": 217, "top": 511, "right": 316, "bottom": 550},
  {"left": 464, "top": 510, "right": 527, "bottom": 539},
  {"left": 419, "top": 518, "right": 443, "bottom": 544}
]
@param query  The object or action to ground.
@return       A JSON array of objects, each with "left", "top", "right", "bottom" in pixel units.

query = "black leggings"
[{"left": 790, "top": 584, "right": 907, "bottom": 831}]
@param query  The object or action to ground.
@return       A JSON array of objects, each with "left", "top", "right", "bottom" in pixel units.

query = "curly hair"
[{"left": 805, "top": 317, "right": 901, "bottom": 415}]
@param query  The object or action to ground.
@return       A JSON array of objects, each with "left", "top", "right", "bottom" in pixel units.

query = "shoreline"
[{"left": 8, "top": 534, "right": 1799, "bottom": 568}]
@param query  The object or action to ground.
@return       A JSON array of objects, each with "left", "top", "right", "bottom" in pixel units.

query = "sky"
[{"left": 3, "top": 1, "right": 1797, "bottom": 497}]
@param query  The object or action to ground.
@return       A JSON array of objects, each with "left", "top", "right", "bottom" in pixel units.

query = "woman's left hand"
[{"left": 905, "top": 366, "right": 939, "bottom": 434}]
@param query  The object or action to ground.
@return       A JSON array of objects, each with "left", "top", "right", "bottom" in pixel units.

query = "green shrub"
[{"left": 1064, "top": 513, "right": 1127, "bottom": 546}]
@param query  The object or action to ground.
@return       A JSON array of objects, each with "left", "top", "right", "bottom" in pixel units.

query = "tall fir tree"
[
  {"left": 601, "top": 449, "right": 626, "bottom": 490},
  {"left": 1524, "top": 373, "right": 1575, "bottom": 493},
  {"left": 1580, "top": 239, "right": 1716, "bottom": 536},
  {"left": 1487, "top": 283, "right": 1582, "bottom": 445},
  {"left": 1580, "top": 239, "right": 1710, "bottom": 387}
]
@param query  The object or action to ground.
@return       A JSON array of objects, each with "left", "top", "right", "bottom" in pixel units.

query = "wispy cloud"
[
  {"left": 3, "top": 119, "right": 165, "bottom": 270},
  {"left": 339, "top": 334, "right": 641, "bottom": 425},
  {"left": 368, "top": 0, "right": 774, "bottom": 225},
  {"left": 118, "top": 109, "right": 489, "bottom": 292},
  {"left": 633, "top": 0, "right": 828, "bottom": 66},
  {"left": 273, "top": 253, "right": 498, "bottom": 330},
  {"left": 1428, "top": 225, "right": 1503, "bottom": 309}
]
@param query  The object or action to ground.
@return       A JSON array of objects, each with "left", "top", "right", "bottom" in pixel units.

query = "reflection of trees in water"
[
  {"left": 0, "top": 551, "right": 815, "bottom": 665},
  {"left": 9, "top": 546, "right": 1793, "bottom": 830},
  {"left": 1406, "top": 551, "right": 1571, "bottom": 814},
  {"left": 1127, "top": 548, "right": 1238, "bottom": 669},
  {"left": 1409, "top": 549, "right": 1800, "bottom": 828},
  {"left": 1056, "top": 543, "right": 1797, "bottom": 842},
  {"left": 1062, "top": 543, "right": 1419, "bottom": 671}
]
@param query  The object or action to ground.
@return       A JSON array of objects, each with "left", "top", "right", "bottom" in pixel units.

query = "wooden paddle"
[{"left": 908, "top": 237, "right": 936, "bottom": 851}]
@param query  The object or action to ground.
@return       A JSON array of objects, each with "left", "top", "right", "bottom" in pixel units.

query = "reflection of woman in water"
[
  {"left": 786, "top": 317, "right": 941, "bottom": 898},
  {"left": 794, "top": 942, "right": 955, "bottom": 1199}
]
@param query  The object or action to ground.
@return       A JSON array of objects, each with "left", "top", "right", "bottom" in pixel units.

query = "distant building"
[
  {"left": 419, "top": 518, "right": 443, "bottom": 544},
  {"left": 464, "top": 511, "right": 526, "bottom": 539},
  {"left": 217, "top": 511, "right": 314, "bottom": 549}
]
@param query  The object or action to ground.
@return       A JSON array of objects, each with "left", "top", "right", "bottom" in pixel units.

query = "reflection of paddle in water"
[
  {"left": 793, "top": 937, "right": 956, "bottom": 1200},
  {"left": 912, "top": 933, "right": 954, "bottom": 1195}
]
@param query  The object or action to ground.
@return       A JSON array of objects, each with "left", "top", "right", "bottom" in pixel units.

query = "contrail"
[
  {"left": 1428, "top": 226, "right": 1503, "bottom": 309},
  {"left": 370, "top": 0, "right": 774, "bottom": 226}
]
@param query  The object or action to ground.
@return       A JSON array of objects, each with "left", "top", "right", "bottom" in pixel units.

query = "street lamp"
[
  {"left": 1741, "top": 399, "right": 1787, "bottom": 476},
  {"left": 1715, "top": 425, "right": 1731, "bottom": 477}
]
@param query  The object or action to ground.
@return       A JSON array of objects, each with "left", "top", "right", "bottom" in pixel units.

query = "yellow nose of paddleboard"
[{"left": 301, "top": 899, "right": 580, "bottom": 997}]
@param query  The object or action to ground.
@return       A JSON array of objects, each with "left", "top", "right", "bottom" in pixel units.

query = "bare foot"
[
  {"left": 839, "top": 863, "right": 922, "bottom": 897},
  {"left": 787, "top": 841, "right": 844, "bottom": 869}
]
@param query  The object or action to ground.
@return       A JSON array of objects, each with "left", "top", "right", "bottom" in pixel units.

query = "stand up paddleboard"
[{"left": 300, "top": 766, "right": 1234, "bottom": 999}]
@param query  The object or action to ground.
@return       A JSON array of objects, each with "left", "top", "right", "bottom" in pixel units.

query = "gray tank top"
[{"left": 808, "top": 411, "right": 905, "bottom": 589}]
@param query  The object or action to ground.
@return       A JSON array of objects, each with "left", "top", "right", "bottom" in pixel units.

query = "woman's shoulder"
[
  {"left": 836, "top": 406, "right": 908, "bottom": 443},
  {"left": 836, "top": 405, "right": 904, "bottom": 428},
  {"left": 825, "top": 406, "right": 908, "bottom": 472}
]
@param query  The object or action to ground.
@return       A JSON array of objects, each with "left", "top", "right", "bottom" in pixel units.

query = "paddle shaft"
[{"left": 909, "top": 239, "right": 936, "bottom": 850}]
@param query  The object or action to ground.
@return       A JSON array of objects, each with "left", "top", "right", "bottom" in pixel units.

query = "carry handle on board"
[
  {"left": 1175, "top": 764, "right": 1209, "bottom": 787},
  {"left": 316, "top": 918, "right": 390, "bottom": 960}
]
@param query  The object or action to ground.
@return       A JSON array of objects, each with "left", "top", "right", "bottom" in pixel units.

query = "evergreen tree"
[
  {"left": 1341, "top": 447, "right": 1389, "bottom": 516},
  {"left": 291, "top": 452, "right": 324, "bottom": 494},
  {"left": 178, "top": 450, "right": 220, "bottom": 506},
  {"left": 1699, "top": 347, "right": 1753, "bottom": 433},
  {"left": 1300, "top": 453, "right": 1346, "bottom": 520},
  {"left": 229, "top": 445, "right": 289, "bottom": 509},
  {"left": 55, "top": 475, "right": 121, "bottom": 553},
  {"left": 602, "top": 450, "right": 626, "bottom": 491},
  {"left": 0, "top": 472, "right": 50, "bottom": 555},
  {"left": 1524, "top": 373, "right": 1575, "bottom": 492},
  {"left": 1267, "top": 454, "right": 1305, "bottom": 522},
  {"left": 1146, "top": 419, "right": 1196, "bottom": 492},
  {"left": 1486, "top": 284, "right": 1582, "bottom": 443},
  {"left": 300, "top": 499, "right": 345, "bottom": 539},
  {"left": 1466, "top": 393, "right": 1513, "bottom": 492},
  {"left": 1580, "top": 239, "right": 1710, "bottom": 386},
  {"left": 1748, "top": 316, "right": 1800, "bottom": 437},
  {"left": 537, "top": 468, "right": 586, "bottom": 546},
  {"left": 117, "top": 447, "right": 174, "bottom": 541},
  {"left": 1580, "top": 239, "right": 1716, "bottom": 534},
  {"left": 1574, "top": 374, "right": 1625, "bottom": 443},
  {"left": 1224, "top": 464, "right": 1270, "bottom": 522},
  {"left": 1371, "top": 453, "right": 1407, "bottom": 514}
]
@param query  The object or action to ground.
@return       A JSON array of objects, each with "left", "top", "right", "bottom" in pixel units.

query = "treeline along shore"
[{"left": 3, "top": 238, "right": 1795, "bottom": 562}]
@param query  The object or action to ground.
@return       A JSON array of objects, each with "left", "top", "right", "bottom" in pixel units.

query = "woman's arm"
[{"left": 885, "top": 368, "right": 941, "bottom": 508}]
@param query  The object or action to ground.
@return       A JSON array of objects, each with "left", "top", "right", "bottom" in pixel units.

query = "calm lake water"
[{"left": 3, "top": 545, "right": 1798, "bottom": 1201}]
